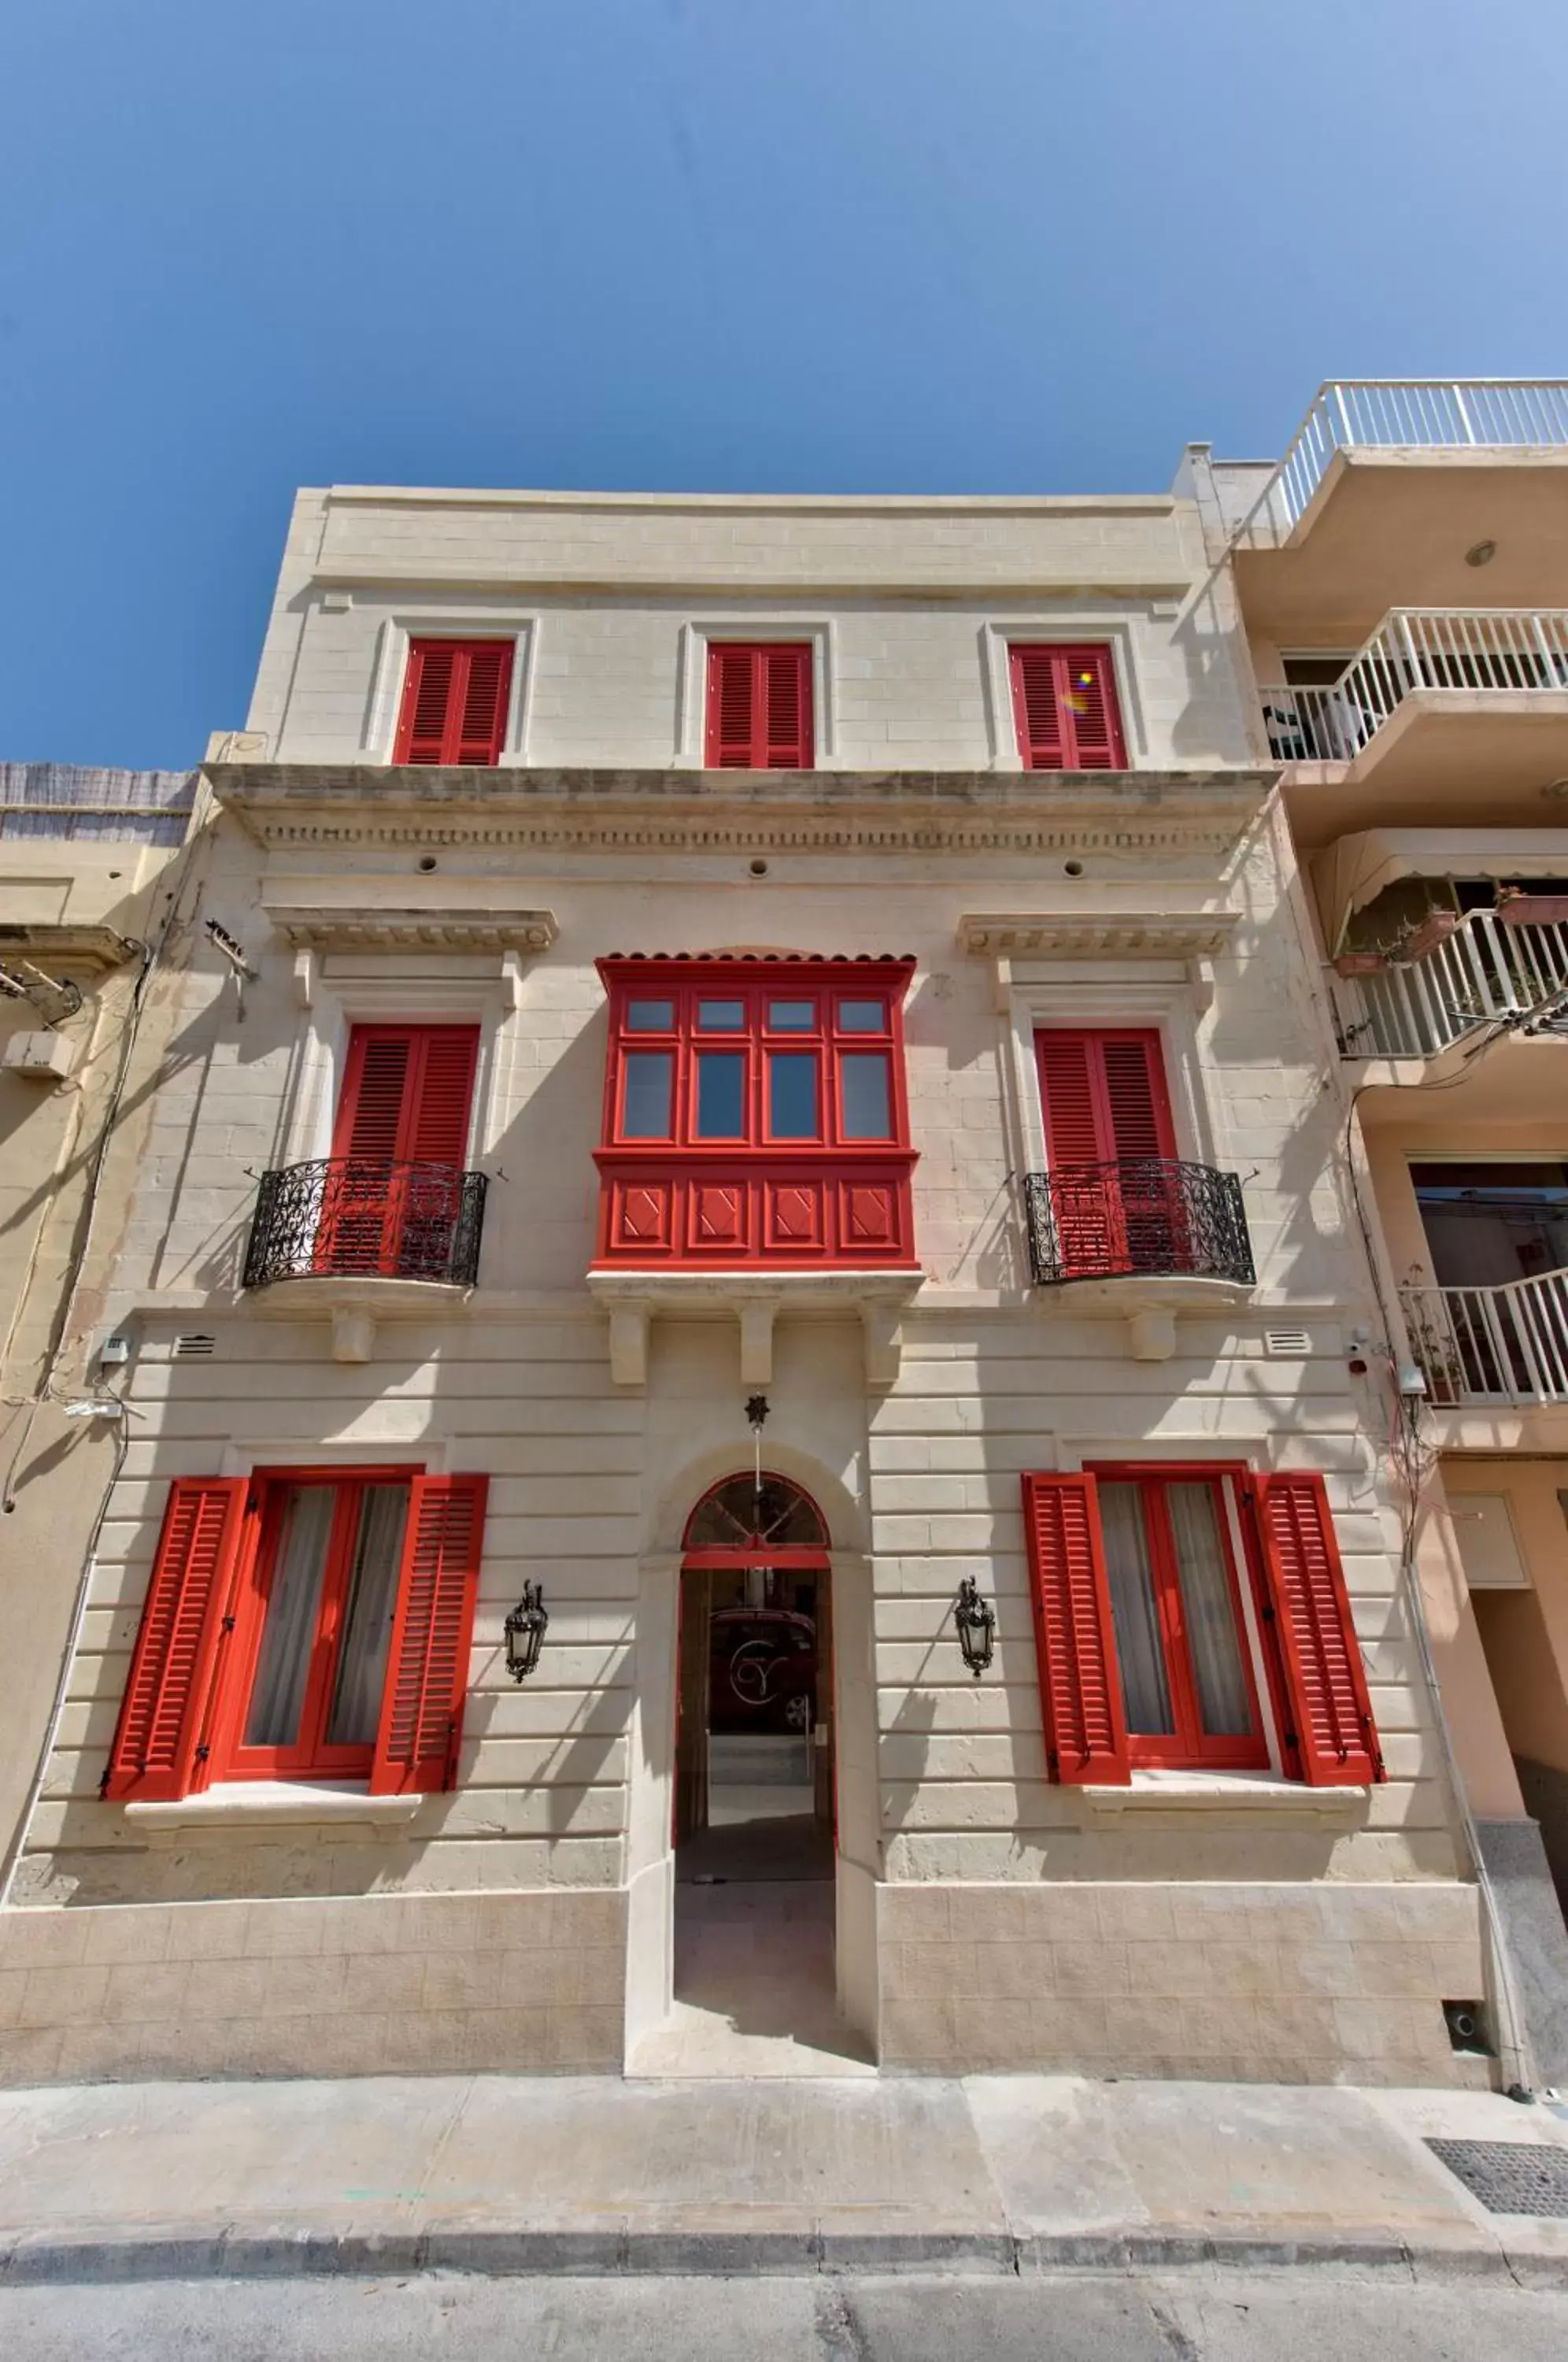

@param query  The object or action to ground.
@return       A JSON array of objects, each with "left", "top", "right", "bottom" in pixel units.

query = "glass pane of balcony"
[
  {"left": 767, "top": 1051, "right": 819, "bottom": 1139},
  {"left": 839, "top": 1050, "right": 891, "bottom": 1139},
  {"left": 696, "top": 1050, "right": 746, "bottom": 1139},
  {"left": 626, "top": 999, "right": 674, "bottom": 1032},
  {"left": 623, "top": 1051, "right": 674, "bottom": 1138},
  {"left": 838, "top": 999, "right": 885, "bottom": 1033},
  {"left": 697, "top": 999, "right": 745, "bottom": 1031}
]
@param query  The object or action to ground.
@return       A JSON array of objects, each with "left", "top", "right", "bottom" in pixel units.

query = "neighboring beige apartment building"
[
  {"left": 0, "top": 473, "right": 1497, "bottom": 2089},
  {"left": 0, "top": 765, "right": 198, "bottom": 1884},
  {"left": 1188, "top": 378, "right": 1568, "bottom": 2083}
]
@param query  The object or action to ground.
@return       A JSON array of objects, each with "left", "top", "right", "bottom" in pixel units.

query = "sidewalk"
[{"left": 2, "top": 2071, "right": 1567, "bottom": 2285}]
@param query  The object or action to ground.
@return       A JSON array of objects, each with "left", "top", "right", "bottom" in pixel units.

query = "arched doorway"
[{"left": 675, "top": 1471, "right": 834, "bottom": 1878}]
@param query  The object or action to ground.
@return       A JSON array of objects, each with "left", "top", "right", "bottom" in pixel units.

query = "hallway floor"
[{"left": 628, "top": 1879, "right": 873, "bottom": 2078}]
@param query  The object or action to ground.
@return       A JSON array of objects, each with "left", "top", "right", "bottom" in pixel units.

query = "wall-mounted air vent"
[
  {"left": 172, "top": 1334, "right": 217, "bottom": 1360},
  {"left": 1264, "top": 1328, "right": 1311, "bottom": 1357}
]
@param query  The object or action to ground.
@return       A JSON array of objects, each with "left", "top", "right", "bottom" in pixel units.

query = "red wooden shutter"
[
  {"left": 1100, "top": 1036, "right": 1173, "bottom": 1161},
  {"left": 1011, "top": 646, "right": 1066, "bottom": 769},
  {"left": 331, "top": 1027, "right": 479, "bottom": 1167},
  {"left": 1251, "top": 1473, "right": 1384, "bottom": 1786},
  {"left": 707, "top": 644, "right": 756, "bottom": 767},
  {"left": 761, "top": 645, "right": 812, "bottom": 767},
  {"left": 103, "top": 1479, "right": 248, "bottom": 1802},
  {"left": 1037, "top": 1033, "right": 1105, "bottom": 1166},
  {"left": 1010, "top": 644, "right": 1126, "bottom": 770},
  {"left": 334, "top": 1031, "right": 414, "bottom": 1162},
  {"left": 1021, "top": 1472, "right": 1130, "bottom": 1785},
  {"left": 1061, "top": 646, "right": 1123, "bottom": 767},
  {"left": 394, "top": 639, "right": 513, "bottom": 764},
  {"left": 1036, "top": 1031, "right": 1174, "bottom": 1276},
  {"left": 406, "top": 1031, "right": 480, "bottom": 1166},
  {"left": 704, "top": 644, "right": 812, "bottom": 768},
  {"left": 370, "top": 1474, "right": 489, "bottom": 1794}
]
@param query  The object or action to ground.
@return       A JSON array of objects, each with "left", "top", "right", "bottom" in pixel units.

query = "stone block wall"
[
  {"left": 877, "top": 1881, "right": 1486, "bottom": 2083},
  {"left": 0, "top": 1890, "right": 623, "bottom": 2087}
]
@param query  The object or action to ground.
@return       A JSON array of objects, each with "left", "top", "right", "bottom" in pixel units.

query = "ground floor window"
[
  {"left": 1096, "top": 1473, "right": 1267, "bottom": 1770},
  {"left": 103, "top": 1468, "right": 489, "bottom": 1803},
  {"left": 1021, "top": 1464, "right": 1383, "bottom": 1789}
]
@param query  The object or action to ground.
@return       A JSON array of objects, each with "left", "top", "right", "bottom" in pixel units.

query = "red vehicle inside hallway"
[{"left": 707, "top": 1605, "right": 817, "bottom": 1734}]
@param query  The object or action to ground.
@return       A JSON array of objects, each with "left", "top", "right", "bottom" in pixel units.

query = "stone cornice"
[
  {"left": 206, "top": 764, "right": 1274, "bottom": 859},
  {"left": 0, "top": 922, "right": 142, "bottom": 970},
  {"left": 957, "top": 910, "right": 1241, "bottom": 959},
  {"left": 262, "top": 904, "right": 557, "bottom": 953}
]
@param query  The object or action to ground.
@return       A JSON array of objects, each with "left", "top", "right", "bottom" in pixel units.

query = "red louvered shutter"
[
  {"left": 1100, "top": 1036, "right": 1173, "bottom": 1161},
  {"left": 324, "top": 1028, "right": 479, "bottom": 1275},
  {"left": 103, "top": 1479, "right": 249, "bottom": 1802},
  {"left": 1035, "top": 1031, "right": 1176, "bottom": 1277},
  {"left": 1010, "top": 644, "right": 1126, "bottom": 770},
  {"left": 370, "top": 1474, "right": 489, "bottom": 1794},
  {"left": 1021, "top": 1473, "right": 1130, "bottom": 1784},
  {"left": 394, "top": 639, "right": 512, "bottom": 764},
  {"left": 334, "top": 1031, "right": 413, "bottom": 1163},
  {"left": 1036, "top": 1033, "right": 1106, "bottom": 1166},
  {"left": 707, "top": 644, "right": 756, "bottom": 767},
  {"left": 761, "top": 644, "right": 812, "bottom": 767},
  {"left": 406, "top": 1030, "right": 480, "bottom": 1166},
  {"left": 454, "top": 645, "right": 512, "bottom": 763},
  {"left": 704, "top": 643, "right": 812, "bottom": 768},
  {"left": 1011, "top": 646, "right": 1066, "bottom": 769},
  {"left": 1251, "top": 1473, "right": 1384, "bottom": 1786}
]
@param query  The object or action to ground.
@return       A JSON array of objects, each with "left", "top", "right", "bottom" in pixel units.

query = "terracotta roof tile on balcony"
[{"left": 600, "top": 950, "right": 915, "bottom": 965}]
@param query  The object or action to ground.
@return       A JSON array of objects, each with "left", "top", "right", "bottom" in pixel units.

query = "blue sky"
[{"left": 4, "top": 0, "right": 1565, "bottom": 768}]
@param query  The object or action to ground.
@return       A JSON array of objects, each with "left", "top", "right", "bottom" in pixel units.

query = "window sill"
[
  {"left": 124, "top": 1781, "right": 425, "bottom": 1830},
  {"left": 1082, "top": 1771, "right": 1368, "bottom": 1816}
]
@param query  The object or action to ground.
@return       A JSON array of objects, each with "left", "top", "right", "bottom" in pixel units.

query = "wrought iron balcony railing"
[
  {"left": 1403, "top": 1272, "right": 1568, "bottom": 1408},
  {"left": 242, "top": 1159, "right": 487, "bottom": 1290},
  {"left": 1023, "top": 1159, "right": 1254, "bottom": 1290},
  {"left": 1259, "top": 607, "right": 1568, "bottom": 765},
  {"left": 1329, "top": 904, "right": 1568, "bottom": 1060},
  {"left": 1233, "top": 380, "right": 1568, "bottom": 545}
]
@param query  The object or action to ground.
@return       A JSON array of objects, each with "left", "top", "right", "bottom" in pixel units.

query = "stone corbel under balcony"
[
  {"left": 243, "top": 1275, "right": 473, "bottom": 1363},
  {"left": 1045, "top": 1272, "right": 1255, "bottom": 1361},
  {"left": 585, "top": 1269, "right": 924, "bottom": 1391}
]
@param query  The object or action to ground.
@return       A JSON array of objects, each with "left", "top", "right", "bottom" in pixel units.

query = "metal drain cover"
[{"left": 1426, "top": 2138, "right": 1568, "bottom": 2216}]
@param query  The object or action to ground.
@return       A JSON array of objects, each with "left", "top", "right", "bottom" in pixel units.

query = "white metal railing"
[
  {"left": 1403, "top": 1272, "right": 1568, "bottom": 1406},
  {"left": 1236, "top": 379, "right": 1568, "bottom": 544},
  {"left": 1329, "top": 905, "right": 1568, "bottom": 1058},
  {"left": 1259, "top": 607, "right": 1568, "bottom": 764}
]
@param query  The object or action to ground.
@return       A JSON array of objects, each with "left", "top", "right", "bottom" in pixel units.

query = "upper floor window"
[
  {"left": 102, "top": 1471, "right": 490, "bottom": 1801},
  {"left": 594, "top": 957, "right": 916, "bottom": 1268},
  {"left": 704, "top": 642, "right": 814, "bottom": 768},
  {"left": 394, "top": 638, "right": 514, "bottom": 764},
  {"left": 1022, "top": 1467, "right": 1384, "bottom": 1789},
  {"left": 1009, "top": 643, "right": 1126, "bottom": 770}
]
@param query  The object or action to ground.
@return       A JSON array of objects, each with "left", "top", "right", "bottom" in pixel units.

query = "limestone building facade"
[
  {"left": 0, "top": 483, "right": 1485, "bottom": 2086},
  {"left": 0, "top": 765, "right": 198, "bottom": 1888}
]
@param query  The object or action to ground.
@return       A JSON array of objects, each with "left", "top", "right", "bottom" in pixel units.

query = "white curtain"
[
  {"left": 1166, "top": 1482, "right": 1252, "bottom": 1737},
  {"left": 1099, "top": 1482, "right": 1174, "bottom": 1734},
  {"left": 327, "top": 1485, "right": 409, "bottom": 1747},
  {"left": 245, "top": 1486, "right": 335, "bottom": 1748}
]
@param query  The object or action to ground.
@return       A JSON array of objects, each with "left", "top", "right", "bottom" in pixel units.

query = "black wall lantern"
[
  {"left": 505, "top": 1581, "right": 549, "bottom": 1682},
  {"left": 952, "top": 1575, "right": 996, "bottom": 1678}
]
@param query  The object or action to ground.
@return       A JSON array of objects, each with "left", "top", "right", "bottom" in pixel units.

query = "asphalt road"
[{"left": 3, "top": 2270, "right": 1567, "bottom": 2360}]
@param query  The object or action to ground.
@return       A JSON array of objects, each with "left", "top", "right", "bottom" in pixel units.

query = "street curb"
[{"left": 0, "top": 2227, "right": 1562, "bottom": 2286}]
